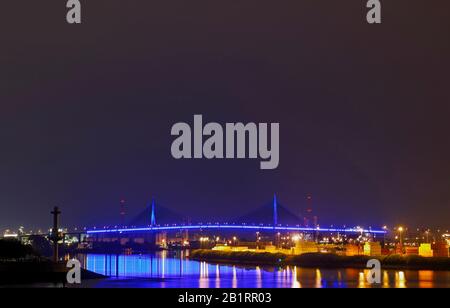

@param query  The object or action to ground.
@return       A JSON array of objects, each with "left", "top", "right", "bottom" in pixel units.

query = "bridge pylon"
[
  {"left": 150, "top": 198, "right": 156, "bottom": 227},
  {"left": 273, "top": 193, "right": 278, "bottom": 228}
]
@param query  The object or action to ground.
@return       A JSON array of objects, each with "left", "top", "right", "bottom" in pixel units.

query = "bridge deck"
[{"left": 87, "top": 225, "right": 386, "bottom": 235}]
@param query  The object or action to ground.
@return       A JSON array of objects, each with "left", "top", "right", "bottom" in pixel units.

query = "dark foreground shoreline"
[
  {"left": 190, "top": 250, "right": 450, "bottom": 271},
  {"left": 0, "top": 261, "right": 105, "bottom": 286}
]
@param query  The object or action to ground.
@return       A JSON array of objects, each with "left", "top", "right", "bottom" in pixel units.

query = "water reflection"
[
  {"left": 292, "top": 266, "right": 301, "bottom": 288},
  {"left": 78, "top": 252, "right": 450, "bottom": 288},
  {"left": 232, "top": 266, "right": 237, "bottom": 288},
  {"left": 383, "top": 271, "right": 390, "bottom": 288},
  {"left": 396, "top": 271, "right": 406, "bottom": 288},
  {"left": 215, "top": 264, "right": 220, "bottom": 288},
  {"left": 255, "top": 266, "right": 262, "bottom": 288},
  {"left": 315, "top": 269, "right": 323, "bottom": 288},
  {"left": 418, "top": 271, "right": 434, "bottom": 288},
  {"left": 358, "top": 271, "right": 366, "bottom": 288},
  {"left": 199, "top": 262, "right": 209, "bottom": 288}
]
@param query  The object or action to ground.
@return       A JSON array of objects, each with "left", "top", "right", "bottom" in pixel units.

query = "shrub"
[{"left": 0, "top": 239, "right": 36, "bottom": 260}]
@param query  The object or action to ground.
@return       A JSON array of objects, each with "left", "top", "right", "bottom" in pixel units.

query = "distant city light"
[
  {"left": 3, "top": 233, "right": 18, "bottom": 238},
  {"left": 292, "top": 235, "right": 301, "bottom": 242}
]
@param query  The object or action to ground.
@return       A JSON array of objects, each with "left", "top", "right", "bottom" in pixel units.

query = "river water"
[{"left": 76, "top": 251, "right": 450, "bottom": 288}]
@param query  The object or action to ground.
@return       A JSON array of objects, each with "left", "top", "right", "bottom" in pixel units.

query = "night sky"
[{"left": 1, "top": 1, "right": 449, "bottom": 230}]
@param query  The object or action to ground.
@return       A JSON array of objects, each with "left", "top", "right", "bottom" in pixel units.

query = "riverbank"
[
  {"left": 190, "top": 250, "right": 450, "bottom": 271},
  {"left": 0, "top": 260, "right": 105, "bottom": 285}
]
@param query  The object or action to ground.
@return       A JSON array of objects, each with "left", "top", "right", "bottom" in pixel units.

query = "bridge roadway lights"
[{"left": 86, "top": 225, "right": 387, "bottom": 235}]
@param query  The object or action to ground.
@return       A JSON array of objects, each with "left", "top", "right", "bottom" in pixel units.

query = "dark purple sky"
[{"left": 1, "top": 1, "right": 449, "bottom": 230}]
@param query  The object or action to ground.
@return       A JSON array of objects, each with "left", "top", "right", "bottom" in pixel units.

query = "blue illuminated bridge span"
[
  {"left": 86, "top": 195, "right": 387, "bottom": 235},
  {"left": 87, "top": 225, "right": 386, "bottom": 235}
]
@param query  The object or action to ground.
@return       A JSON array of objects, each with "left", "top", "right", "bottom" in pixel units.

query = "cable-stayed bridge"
[{"left": 87, "top": 195, "right": 386, "bottom": 235}]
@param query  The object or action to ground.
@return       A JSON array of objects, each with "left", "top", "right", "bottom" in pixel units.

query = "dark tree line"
[{"left": 0, "top": 239, "right": 36, "bottom": 260}]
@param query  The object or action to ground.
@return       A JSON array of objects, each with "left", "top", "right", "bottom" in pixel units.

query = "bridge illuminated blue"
[
  {"left": 87, "top": 224, "right": 386, "bottom": 235},
  {"left": 86, "top": 195, "right": 387, "bottom": 236}
]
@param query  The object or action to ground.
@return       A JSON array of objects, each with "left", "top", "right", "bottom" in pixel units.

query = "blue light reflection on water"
[
  {"left": 78, "top": 252, "right": 450, "bottom": 288},
  {"left": 82, "top": 253, "right": 299, "bottom": 288}
]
